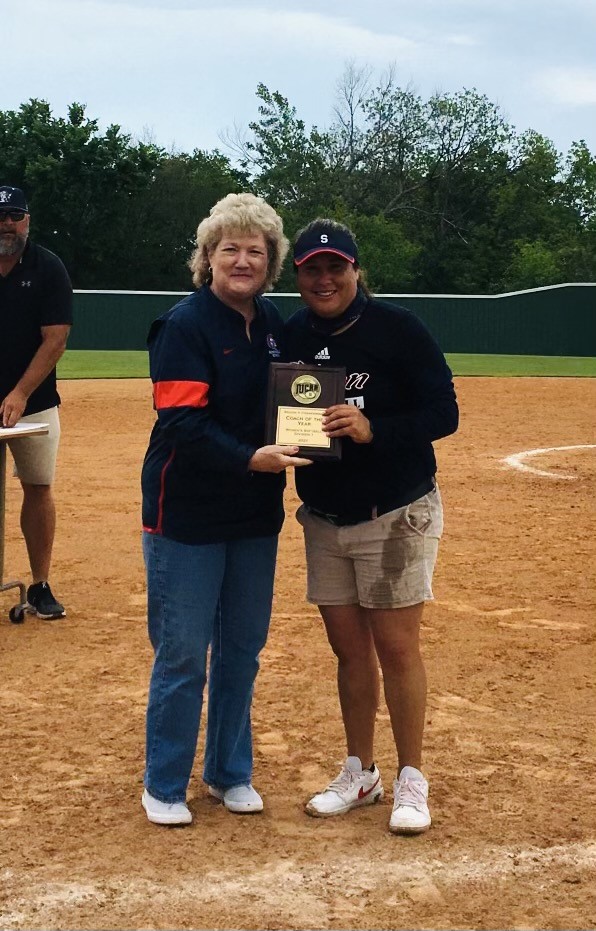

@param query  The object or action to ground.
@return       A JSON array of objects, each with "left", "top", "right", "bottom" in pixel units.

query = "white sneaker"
[
  {"left": 208, "top": 783, "right": 263, "bottom": 813},
  {"left": 305, "top": 756, "right": 384, "bottom": 817},
  {"left": 141, "top": 789, "right": 192, "bottom": 825},
  {"left": 389, "top": 766, "right": 431, "bottom": 834}
]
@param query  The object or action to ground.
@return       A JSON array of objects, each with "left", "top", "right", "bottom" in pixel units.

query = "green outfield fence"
[{"left": 69, "top": 283, "right": 596, "bottom": 356}]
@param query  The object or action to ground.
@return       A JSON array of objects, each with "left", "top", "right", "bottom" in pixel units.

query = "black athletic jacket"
[
  {"left": 141, "top": 285, "right": 286, "bottom": 544},
  {"left": 285, "top": 292, "right": 459, "bottom": 520}
]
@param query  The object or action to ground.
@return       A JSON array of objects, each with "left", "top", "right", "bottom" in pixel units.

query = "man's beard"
[{"left": 0, "top": 231, "right": 27, "bottom": 256}]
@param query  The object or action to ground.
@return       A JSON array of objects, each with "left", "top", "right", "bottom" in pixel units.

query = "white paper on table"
[{"left": 0, "top": 423, "right": 50, "bottom": 438}]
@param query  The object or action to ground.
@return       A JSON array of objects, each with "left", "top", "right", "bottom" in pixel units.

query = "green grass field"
[
  {"left": 446, "top": 354, "right": 596, "bottom": 376},
  {"left": 58, "top": 350, "right": 596, "bottom": 380}
]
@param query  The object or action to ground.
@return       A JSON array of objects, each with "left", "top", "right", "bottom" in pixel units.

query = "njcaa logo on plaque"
[{"left": 291, "top": 374, "right": 322, "bottom": 405}]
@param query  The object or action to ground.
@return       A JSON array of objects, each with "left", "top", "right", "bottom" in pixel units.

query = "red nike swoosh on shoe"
[
  {"left": 358, "top": 775, "right": 381, "bottom": 800},
  {"left": 223, "top": 348, "right": 235, "bottom": 354}
]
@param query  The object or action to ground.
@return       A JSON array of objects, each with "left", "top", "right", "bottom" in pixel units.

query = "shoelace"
[
  {"left": 327, "top": 767, "right": 357, "bottom": 794},
  {"left": 395, "top": 777, "right": 427, "bottom": 811}
]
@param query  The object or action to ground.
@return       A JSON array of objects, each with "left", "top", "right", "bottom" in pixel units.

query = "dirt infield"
[{"left": 1, "top": 376, "right": 595, "bottom": 931}]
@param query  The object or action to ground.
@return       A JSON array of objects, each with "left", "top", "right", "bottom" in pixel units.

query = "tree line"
[{"left": 1, "top": 65, "right": 595, "bottom": 293}]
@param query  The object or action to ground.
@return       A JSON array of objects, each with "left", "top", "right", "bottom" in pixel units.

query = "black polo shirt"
[{"left": 0, "top": 240, "right": 73, "bottom": 415}]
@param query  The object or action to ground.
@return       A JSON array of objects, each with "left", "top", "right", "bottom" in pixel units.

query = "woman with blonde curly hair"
[{"left": 141, "top": 193, "right": 310, "bottom": 826}]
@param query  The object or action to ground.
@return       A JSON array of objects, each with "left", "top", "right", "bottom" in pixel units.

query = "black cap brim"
[{"left": 294, "top": 247, "right": 356, "bottom": 266}]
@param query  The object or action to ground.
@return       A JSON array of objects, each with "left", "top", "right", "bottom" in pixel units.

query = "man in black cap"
[{"left": 0, "top": 185, "right": 73, "bottom": 619}]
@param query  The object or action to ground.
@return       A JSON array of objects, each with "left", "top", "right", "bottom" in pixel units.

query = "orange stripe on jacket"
[{"left": 153, "top": 380, "right": 209, "bottom": 409}]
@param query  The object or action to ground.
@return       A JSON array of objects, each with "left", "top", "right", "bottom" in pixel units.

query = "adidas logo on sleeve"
[{"left": 314, "top": 347, "right": 331, "bottom": 360}]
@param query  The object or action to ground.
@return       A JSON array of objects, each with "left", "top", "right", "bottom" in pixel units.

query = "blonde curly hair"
[{"left": 189, "top": 193, "right": 289, "bottom": 291}]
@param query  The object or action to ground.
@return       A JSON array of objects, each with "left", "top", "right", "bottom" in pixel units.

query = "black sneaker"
[{"left": 26, "top": 582, "right": 66, "bottom": 620}]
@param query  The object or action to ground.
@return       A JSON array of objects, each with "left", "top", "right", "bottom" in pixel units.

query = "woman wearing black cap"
[{"left": 285, "top": 218, "right": 459, "bottom": 834}]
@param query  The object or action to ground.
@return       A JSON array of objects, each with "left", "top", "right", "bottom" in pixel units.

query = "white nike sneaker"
[
  {"left": 389, "top": 766, "right": 431, "bottom": 834},
  {"left": 305, "top": 756, "right": 384, "bottom": 817},
  {"left": 141, "top": 789, "right": 192, "bottom": 825}
]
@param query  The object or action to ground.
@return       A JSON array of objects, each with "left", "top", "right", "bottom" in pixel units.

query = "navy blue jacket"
[
  {"left": 141, "top": 285, "right": 285, "bottom": 544},
  {"left": 285, "top": 293, "right": 459, "bottom": 519}
]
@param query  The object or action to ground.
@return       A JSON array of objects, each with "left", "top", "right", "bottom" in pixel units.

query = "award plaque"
[{"left": 265, "top": 363, "right": 345, "bottom": 460}]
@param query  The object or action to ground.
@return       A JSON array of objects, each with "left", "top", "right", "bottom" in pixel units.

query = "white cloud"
[
  {"left": 442, "top": 33, "right": 479, "bottom": 47},
  {"left": 5, "top": 0, "right": 596, "bottom": 156},
  {"left": 536, "top": 68, "right": 596, "bottom": 107},
  {"left": 15, "top": 1, "right": 417, "bottom": 63},
  {"left": 228, "top": 10, "right": 418, "bottom": 60},
  {"left": 5, "top": 0, "right": 421, "bottom": 151}
]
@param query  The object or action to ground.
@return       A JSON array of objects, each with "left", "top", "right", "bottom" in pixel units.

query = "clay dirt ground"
[{"left": 0, "top": 376, "right": 595, "bottom": 931}]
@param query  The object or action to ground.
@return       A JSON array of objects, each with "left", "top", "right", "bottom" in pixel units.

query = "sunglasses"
[{"left": 0, "top": 210, "right": 27, "bottom": 222}]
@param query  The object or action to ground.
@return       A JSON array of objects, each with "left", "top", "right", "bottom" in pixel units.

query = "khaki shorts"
[
  {"left": 296, "top": 484, "right": 444, "bottom": 609},
  {"left": 7, "top": 407, "right": 61, "bottom": 485}
]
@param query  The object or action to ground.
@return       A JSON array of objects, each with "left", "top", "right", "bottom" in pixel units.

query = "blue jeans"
[{"left": 142, "top": 531, "right": 278, "bottom": 803}]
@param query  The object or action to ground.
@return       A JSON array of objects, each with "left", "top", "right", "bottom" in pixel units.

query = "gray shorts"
[
  {"left": 296, "top": 484, "right": 444, "bottom": 609},
  {"left": 7, "top": 407, "right": 61, "bottom": 485}
]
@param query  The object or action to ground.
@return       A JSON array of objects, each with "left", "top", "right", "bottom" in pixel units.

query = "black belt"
[{"left": 306, "top": 478, "right": 435, "bottom": 527}]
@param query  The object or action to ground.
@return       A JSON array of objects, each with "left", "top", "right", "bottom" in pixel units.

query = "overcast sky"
[{"left": 5, "top": 0, "right": 596, "bottom": 161}]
